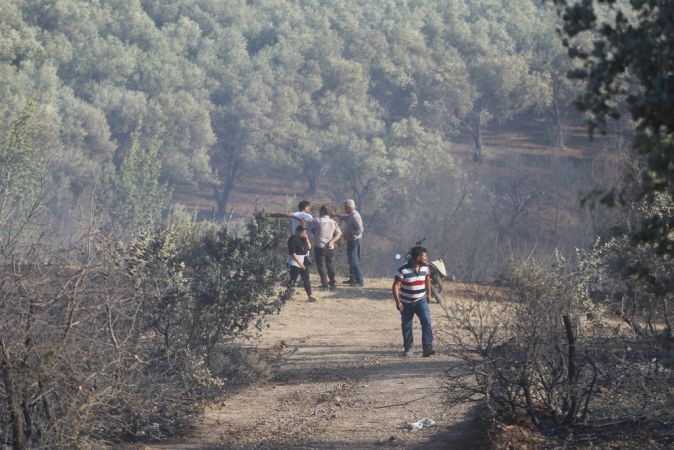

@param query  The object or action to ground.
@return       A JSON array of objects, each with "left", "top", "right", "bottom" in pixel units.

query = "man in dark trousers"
[
  {"left": 392, "top": 246, "right": 435, "bottom": 357},
  {"left": 309, "top": 205, "right": 342, "bottom": 290},
  {"left": 287, "top": 225, "right": 316, "bottom": 302}
]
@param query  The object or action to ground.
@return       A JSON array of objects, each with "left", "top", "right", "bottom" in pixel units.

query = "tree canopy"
[
  {"left": 0, "top": 0, "right": 606, "bottom": 281},
  {"left": 0, "top": 0, "right": 581, "bottom": 221}
]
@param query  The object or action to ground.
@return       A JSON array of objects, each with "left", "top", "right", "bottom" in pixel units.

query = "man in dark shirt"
[{"left": 286, "top": 225, "right": 316, "bottom": 302}]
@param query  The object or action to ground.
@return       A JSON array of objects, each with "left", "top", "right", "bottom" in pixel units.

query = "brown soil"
[{"left": 144, "top": 279, "right": 490, "bottom": 449}]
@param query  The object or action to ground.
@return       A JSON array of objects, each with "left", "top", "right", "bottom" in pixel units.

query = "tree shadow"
[
  {"left": 322, "top": 286, "right": 392, "bottom": 300},
  {"left": 271, "top": 343, "right": 456, "bottom": 385}
]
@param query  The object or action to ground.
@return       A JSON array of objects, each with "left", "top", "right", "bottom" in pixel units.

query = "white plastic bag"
[{"left": 407, "top": 418, "right": 436, "bottom": 431}]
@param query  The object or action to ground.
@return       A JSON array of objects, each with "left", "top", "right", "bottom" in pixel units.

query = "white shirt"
[{"left": 289, "top": 211, "right": 313, "bottom": 233}]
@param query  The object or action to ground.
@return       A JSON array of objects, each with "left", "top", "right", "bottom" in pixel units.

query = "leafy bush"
[
  {"left": 0, "top": 210, "right": 289, "bottom": 449},
  {"left": 129, "top": 211, "right": 289, "bottom": 370},
  {"left": 582, "top": 194, "right": 674, "bottom": 339}
]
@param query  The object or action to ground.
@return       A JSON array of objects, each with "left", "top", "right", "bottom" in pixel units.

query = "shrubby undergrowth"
[
  {"left": 128, "top": 211, "right": 289, "bottom": 373},
  {"left": 445, "top": 194, "right": 674, "bottom": 442},
  {"left": 445, "top": 254, "right": 601, "bottom": 428},
  {"left": 0, "top": 211, "right": 288, "bottom": 449}
]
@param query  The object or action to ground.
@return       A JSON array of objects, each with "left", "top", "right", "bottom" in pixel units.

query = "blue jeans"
[
  {"left": 400, "top": 298, "right": 433, "bottom": 350},
  {"left": 346, "top": 239, "right": 363, "bottom": 283}
]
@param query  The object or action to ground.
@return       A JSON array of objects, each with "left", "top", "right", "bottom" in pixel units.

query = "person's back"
[
  {"left": 310, "top": 215, "right": 341, "bottom": 248},
  {"left": 287, "top": 233, "right": 309, "bottom": 267},
  {"left": 309, "top": 205, "right": 341, "bottom": 290}
]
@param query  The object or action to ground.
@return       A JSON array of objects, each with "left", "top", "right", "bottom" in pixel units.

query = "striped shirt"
[{"left": 395, "top": 262, "right": 430, "bottom": 304}]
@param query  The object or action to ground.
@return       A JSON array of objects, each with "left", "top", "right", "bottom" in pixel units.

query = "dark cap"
[{"left": 295, "top": 224, "right": 306, "bottom": 232}]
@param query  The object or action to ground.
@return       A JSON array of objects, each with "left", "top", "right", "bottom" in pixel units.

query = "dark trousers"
[
  {"left": 288, "top": 265, "right": 312, "bottom": 296},
  {"left": 314, "top": 247, "right": 336, "bottom": 287}
]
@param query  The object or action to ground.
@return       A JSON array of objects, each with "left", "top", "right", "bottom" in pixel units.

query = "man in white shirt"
[{"left": 270, "top": 200, "right": 313, "bottom": 233}]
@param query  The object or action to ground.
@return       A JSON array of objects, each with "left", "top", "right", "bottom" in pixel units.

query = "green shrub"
[{"left": 128, "top": 210, "right": 288, "bottom": 371}]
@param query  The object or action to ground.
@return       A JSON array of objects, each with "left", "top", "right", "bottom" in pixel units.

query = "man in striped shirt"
[{"left": 392, "top": 246, "right": 435, "bottom": 357}]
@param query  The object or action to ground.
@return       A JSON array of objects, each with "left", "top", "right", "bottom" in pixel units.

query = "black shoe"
[
  {"left": 319, "top": 284, "right": 330, "bottom": 291},
  {"left": 342, "top": 279, "right": 355, "bottom": 285},
  {"left": 328, "top": 284, "right": 336, "bottom": 291},
  {"left": 422, "top": 346, "right": 435, "bottom": 357},
  {"left": 354, "top": 282, "right": 364, "bottom": 287},
  {"left": 402, "top": 348, "right": 411, "bottom": 357}
]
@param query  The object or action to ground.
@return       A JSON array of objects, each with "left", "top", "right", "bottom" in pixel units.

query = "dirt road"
[{"left": 148, "top": 279, "right": 484, "bottom": 449}]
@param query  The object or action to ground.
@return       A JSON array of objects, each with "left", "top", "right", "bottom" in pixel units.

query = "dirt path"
[{"left": 148, "top": 279, "right": 483, "bottom": 449}]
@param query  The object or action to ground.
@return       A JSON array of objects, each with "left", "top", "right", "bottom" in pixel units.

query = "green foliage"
[
  {"left": 114, "top": 125, "right": 171, "bottom": 229},
  {"left": 128, "top": 211, "right": 288, "bottom": 366},
  {"left": 0, "top": 102, "right": 45, "bottom": 217},
  {"left": 2, "top": 0, "right": 580, "bottom": 227},
  {"left": 580, "top": 193, "right": 674, "bottom": 337},
  {"left": 0, "top": 209, "right": 290, "bottom": 448},
  {"left": 0, "top": 0, "right": 603, "bottom": 284},
  {"left": 553, "top": 0, "right": 674, "bottom": 253},
  {"left": 553, "top": 0, "right": 674, "bottom": 369}
]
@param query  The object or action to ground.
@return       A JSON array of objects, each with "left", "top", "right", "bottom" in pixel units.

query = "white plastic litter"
[
  {"left": 407, "top": 418, "right": 436, "bottom": 431},
  {"left": 429, "top": 259, "right": 447, "bottom": 278}
]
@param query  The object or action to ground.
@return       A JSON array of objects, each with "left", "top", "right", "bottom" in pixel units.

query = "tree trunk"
[
  {"left": 213, "top": 160, "right": 240, "bottom": 220},
  {"left": 214, "top": 184, "right": 231, "bottom": 220},
  {"left": 305, "top": 173, "right": 317, "bottom": 195},
  {"left": 472, "top": 115, "right": 483, "bottom": 162},
  {"left": 563, "top": 314, "right": 579, "bottom": 426},
  {"left": 552, "top": 80, "right": 565, "bottom": 149},
  {"left": 1, "top": 344, "right": 26, "bottom": 450},
  {"left": 521, "top": 377, "right": 540, "bottom": 427}
]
